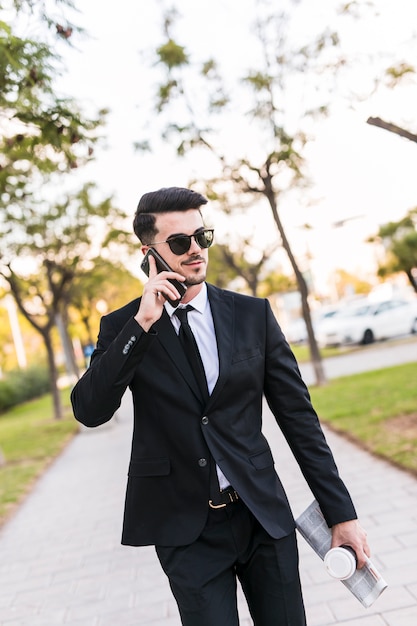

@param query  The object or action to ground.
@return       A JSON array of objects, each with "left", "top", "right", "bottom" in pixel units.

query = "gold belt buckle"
[
  {"left": 208, "top": 500, "right": 227, "bottom": 509},
  {"left": 208, "top": 489, "right": 239, "bottom": 509}
]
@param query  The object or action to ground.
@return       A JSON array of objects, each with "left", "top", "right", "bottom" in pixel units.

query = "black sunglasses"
[{"left": 148, "top": 228, "right": 214, "bottom": 255}]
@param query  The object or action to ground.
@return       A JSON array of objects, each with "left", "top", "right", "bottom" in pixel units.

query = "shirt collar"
[{"left": 165, "top": 282, "right": 208, "bottom": 318}]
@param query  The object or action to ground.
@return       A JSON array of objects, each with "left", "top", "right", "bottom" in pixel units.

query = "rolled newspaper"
[{"left": 295, "top": 500, "right": 388, "bottom": 608}]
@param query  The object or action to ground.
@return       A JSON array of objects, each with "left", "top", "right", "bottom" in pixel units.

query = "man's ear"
[{"left": 141, "top": 245, "right": 149, "bottom": 256}]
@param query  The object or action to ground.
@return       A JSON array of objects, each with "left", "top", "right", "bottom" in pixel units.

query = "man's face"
[{"left": 146, "top": 209, "right": 209, "bottom": 287}]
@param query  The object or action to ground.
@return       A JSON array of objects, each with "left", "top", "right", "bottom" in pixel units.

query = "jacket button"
[
  {"left": 198, "top": 458, "right": 207, "bottom": 467},
  {"left": 201, "top": 416, "right": 209, "bottom": 425}
]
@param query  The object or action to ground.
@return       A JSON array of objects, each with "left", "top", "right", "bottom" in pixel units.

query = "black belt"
[{"left": 209, "top": 487, "right": 239, "bottom": 509}]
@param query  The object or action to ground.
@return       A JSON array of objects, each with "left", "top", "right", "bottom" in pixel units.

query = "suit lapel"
[{"left": 153, "top": 308, "right": 203, "bottom": 403}]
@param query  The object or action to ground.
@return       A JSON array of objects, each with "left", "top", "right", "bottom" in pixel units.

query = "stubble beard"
[
  {"left": 182, "top": 256, "right": 207, "bottom": 287},
  {"left": 184, "top": 271, "right": 206, "bottom": 287}
]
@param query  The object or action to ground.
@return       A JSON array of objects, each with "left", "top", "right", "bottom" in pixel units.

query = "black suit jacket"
[{"left": 71, "top": 284, "right": 356, "bottom": 546}]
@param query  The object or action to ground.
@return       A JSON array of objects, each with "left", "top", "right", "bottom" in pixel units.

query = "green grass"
[
  {"left": 291, "top": 343, "right": 352, "bottom": 362},
  {"left": 310, "top": 362, "right": 417, "bottom": 475},
  {"left": 0, "top": 389, "right": 78, "bottom": 526}
]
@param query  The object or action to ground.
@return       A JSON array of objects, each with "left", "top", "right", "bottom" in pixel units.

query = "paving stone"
[{"left": 383, "top": 605, "right": 417, "bottom": 626}]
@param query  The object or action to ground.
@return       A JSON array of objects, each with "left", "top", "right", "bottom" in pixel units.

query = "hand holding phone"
[{"left": 140, "top": 248, "right": 187, "bottom": 307}]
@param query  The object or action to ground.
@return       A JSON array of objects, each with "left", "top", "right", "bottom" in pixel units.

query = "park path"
[{"left": 0, "top": 340, "right": 416, "bottom": 625}]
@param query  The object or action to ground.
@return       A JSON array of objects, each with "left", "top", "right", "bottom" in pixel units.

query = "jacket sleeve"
[
  {"left": 71, "top": 314, "right": 156, "bottom": 428},
  {"left": 263, "top": 300, "right": 357, "bottom": 528}
]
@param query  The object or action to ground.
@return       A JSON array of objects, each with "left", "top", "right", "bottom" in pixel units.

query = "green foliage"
[
  {"left": 205, "top": 244, "right": 241, "bottom": 288},
  {"left": 0, "top": 11, "right": 105, "bottom": 209},
  {"left": 368, "top": 207, "right": 417, "bottom": 291},
  {"left": 0, "top": 4, "right": 119, "bottom": 296},
  {"left": 243, "top": 70, "right": 273, "bottom": 92},
  {"left": 259, "top": 273, "right": 297, "bottom": 297},
  {"left": 0, "top": 366, "right": 50, "bottom": 413},
  {"left": 156, "top": 39, "right": 188, "bottom": 69},
  {"left": 1, "top": 183, "right": 134, "bottom": 328},
  {"left": 0, "top": 1, "right": 119, "bottom": 418},
  {"left": 385, "top": 62, "right": 415, "bottom": 87},
  {"left": 333, "top": 268, "right": 373, "bottom": 299}
]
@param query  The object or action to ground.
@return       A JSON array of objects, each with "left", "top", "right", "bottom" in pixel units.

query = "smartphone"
[{"left": 140, "top": 248, "right": 187, "bottom": 307}]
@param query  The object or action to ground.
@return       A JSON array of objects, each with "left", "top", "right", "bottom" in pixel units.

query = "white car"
[
  {"left": 316, "top": 298, "right": 417, "bottom": 347},
  {"left": 285, "top": 307, "right": 340, "bottom": 345}
]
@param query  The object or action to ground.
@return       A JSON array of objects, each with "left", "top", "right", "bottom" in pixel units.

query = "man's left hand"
[{"left": 331, "top": 519, "right": 370, "bottom": 568}]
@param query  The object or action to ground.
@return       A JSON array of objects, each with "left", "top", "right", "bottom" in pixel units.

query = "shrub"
[{"left": 0, "top": 367, "right": 51, "bottom": 414}]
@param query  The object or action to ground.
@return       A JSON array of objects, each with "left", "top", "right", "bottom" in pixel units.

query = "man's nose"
[{"left": 188, "top": 235, "right": 202, "bottom": 253}]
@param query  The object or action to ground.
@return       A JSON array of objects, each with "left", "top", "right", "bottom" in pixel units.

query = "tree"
[
  {"left": 138, "top": 0, "right": 417, "bottom": 384},
  {"left": 0, "top": 1, "right": 106, "bottom": 209},
  {"left": 0, "top": 1, "right": 134, "bottom": 418},
  {"left": 368, "top": 208, "right": 417, "bottom": 293},
  {"left": 138, "top": 5, "right": 355, "bottom": 385},
  {"left": 0, "top": 183, "right": 135, "bottom": 419}
]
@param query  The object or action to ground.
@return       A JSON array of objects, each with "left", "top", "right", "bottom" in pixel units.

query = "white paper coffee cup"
[{"left": 324, "top": 547, "right": 357, "bottom": 580}]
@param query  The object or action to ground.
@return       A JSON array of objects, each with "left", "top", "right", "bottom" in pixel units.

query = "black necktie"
[{"left": 175, "top": 306, "right": 209, "bottom": 403}]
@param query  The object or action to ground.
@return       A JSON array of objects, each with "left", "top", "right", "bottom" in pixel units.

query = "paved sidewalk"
[{"left": 1, "top": 391, "right": 417, "bottom": 625}]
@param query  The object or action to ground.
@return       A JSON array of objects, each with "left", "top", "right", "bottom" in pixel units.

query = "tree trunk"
[
  {"left": 55, "top": 310, "right": 79, "bottom": 379},
  {"left": 82, "top": 315, "right": 95, "bottom": 346},
  {"left": 406, "top": 268, "right": 417, "bottom": 293},
  {"left": 264, "top": 182, "right": 327, "bottom": 386},
  {"left": 42, "top": 331, "right": 63, "bottom": 420},
  {"left": 5, "top": 274, "right": 65, "bottom": 417}
]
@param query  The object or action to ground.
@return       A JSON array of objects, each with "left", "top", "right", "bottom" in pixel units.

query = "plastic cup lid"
[{"left": 324, "top": 547, "right": 356, "bottom": 580}]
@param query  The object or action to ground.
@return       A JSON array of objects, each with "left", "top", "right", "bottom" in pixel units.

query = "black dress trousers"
[{"left": 156, "top": 499, "right": 306, "bottom": 626}]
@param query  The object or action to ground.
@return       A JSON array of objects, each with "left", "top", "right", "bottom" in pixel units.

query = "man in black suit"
[{"left": 71, "top": 187, "right": 370, "bottom": 626}]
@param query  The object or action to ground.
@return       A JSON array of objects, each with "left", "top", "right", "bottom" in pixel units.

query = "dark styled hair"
[{"left": 133, "top": 187, "right": 208, "bottom": 244}]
